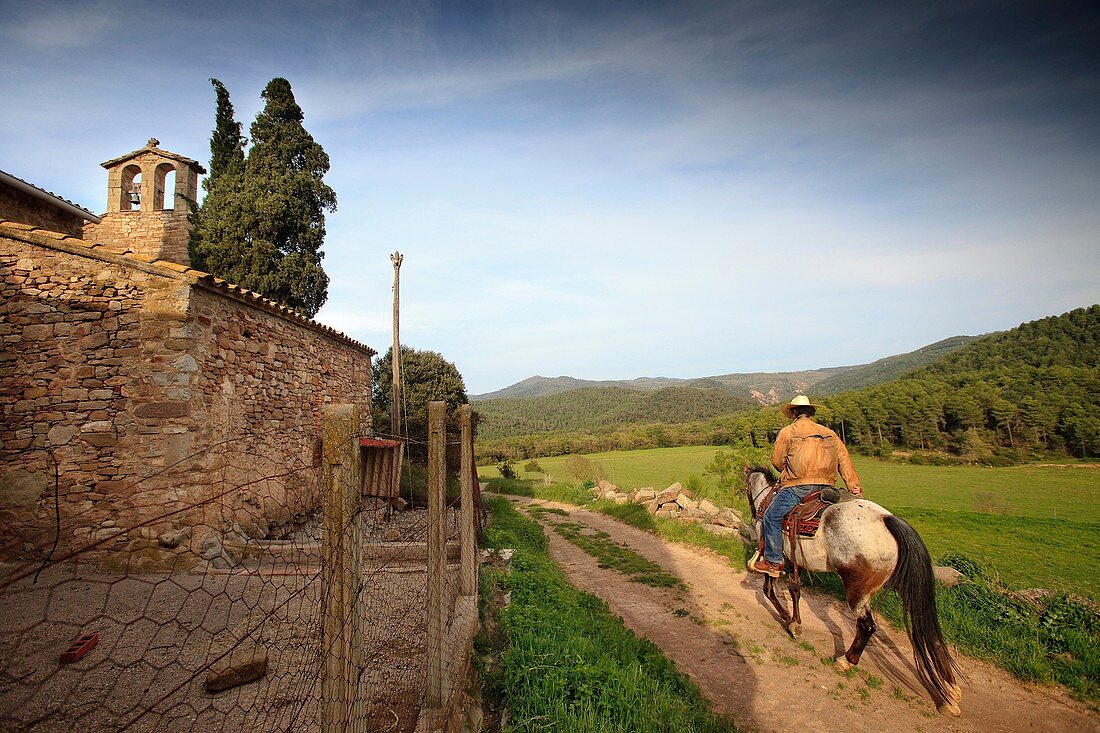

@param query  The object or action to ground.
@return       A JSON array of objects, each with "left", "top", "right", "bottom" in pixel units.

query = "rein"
[{"left": 745, "top": 469, "right": 779, "bottom": 522}]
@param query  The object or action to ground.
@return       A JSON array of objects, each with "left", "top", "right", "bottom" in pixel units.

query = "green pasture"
[{"left": 482, "top": 448, "right": 1100, "bottom": 599}]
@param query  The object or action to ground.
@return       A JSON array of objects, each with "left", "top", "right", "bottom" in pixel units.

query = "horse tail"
[{"left": 884, "top": 514, "right": 961, "bottom": 712}]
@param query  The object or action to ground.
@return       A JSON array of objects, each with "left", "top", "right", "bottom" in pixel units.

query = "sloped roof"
[
  {"left": 0, "top": 219, "right": 373, "bottom": 357},
  {"left": 101, "top": 138, "right": 207, "bottom": 174},
  {"left": 0, "top": 169, "right": 101, "bottom": 223}
]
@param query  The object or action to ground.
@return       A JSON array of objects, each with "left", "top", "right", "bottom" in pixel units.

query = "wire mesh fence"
[{"left": 0, "top": 402, "right": 480, "bottom": 732}]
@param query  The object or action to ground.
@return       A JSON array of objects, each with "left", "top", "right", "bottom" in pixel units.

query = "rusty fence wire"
[{"left": 0, "top": 404, "right": 480, "bottom": 733}]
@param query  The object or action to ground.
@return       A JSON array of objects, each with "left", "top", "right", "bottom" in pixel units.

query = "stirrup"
[{"left": 747, "top": 551, "right": 781, "bottom": 578}]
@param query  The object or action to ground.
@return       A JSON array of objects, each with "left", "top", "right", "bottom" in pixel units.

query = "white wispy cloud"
[{"left": 2, "top": 0, "right": 125, "bottom": 49}]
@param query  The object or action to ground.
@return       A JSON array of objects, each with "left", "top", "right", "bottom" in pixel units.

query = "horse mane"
[{"left": 747, "top": 465, "right": 778, "bottom": 483}]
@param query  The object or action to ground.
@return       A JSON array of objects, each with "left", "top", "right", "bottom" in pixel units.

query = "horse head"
[{"left": 744, "top": 465, "right": 777, "bottom": 521}]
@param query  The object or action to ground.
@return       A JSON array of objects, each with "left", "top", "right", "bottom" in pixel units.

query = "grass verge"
[
  {"left": 528, "top": 507, "right": 682, "bottom": 588},
  {"left": 475, "top": 496, "right": 738, "bottom": 732}
]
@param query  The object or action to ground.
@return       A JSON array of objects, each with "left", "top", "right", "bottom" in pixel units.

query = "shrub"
[
  {"left": 498, "top": 461, "right": 517, "bottom": 480},
  {"left": 563, "top": 454, "right": 606, "bottom": 484}
]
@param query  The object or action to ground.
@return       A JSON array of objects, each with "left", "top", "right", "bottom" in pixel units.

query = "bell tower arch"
[{"left": 84, "top": 138, "right": 206, "bottom": 266}]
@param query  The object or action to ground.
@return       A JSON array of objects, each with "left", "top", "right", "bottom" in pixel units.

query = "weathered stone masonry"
[{"left": 1, "top": 219, "right": 373, "bottom": 559}]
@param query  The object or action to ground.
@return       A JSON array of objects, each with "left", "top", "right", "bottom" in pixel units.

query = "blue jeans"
[{"left": 762, "top": 484, "right": 830, "bottom": 563}]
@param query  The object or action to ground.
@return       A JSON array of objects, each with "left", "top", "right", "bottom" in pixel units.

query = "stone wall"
[
  {"left": 0, "top": 183, "right": 86, "bottom": 237},
  {"left": 183, "top": 283, "right": 373, "bottom": 540},
  {"left": 84, "top": 208, "right": 191, "bottom": 267},
  {"left": 0, "top": 224, "right": 374, "bottom": 559},
  {"left": 0, "top": 229, "right": 189, "bottom": 557}
]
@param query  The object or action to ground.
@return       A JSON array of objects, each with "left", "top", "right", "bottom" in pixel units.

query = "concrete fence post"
[
  {"left": 321, "top": 404, "right": 365, "bottom": 733},
  {"left": 425, "top": 400, "right": 446, "bottom": 707},
  {"left": 459, "top": 405, "right": 476, "bottom": 597}
]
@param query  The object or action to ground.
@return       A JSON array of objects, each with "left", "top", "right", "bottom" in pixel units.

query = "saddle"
[
  {"left": 758, "top": 486, "right": 839, "bottom": 537},
  {"left": 783, "top": 490, "right": 835, "bottom": 537},
  {"left": 756, "top": 483, "right": 841, "bottom": 582}
]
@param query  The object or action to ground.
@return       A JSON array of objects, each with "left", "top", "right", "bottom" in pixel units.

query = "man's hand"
[{"left": 849, "top": 486, "right": 864, "bottom": 498}]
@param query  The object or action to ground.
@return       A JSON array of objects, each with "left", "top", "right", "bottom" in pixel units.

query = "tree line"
[
  {"left": 478, "top": 306, "right": 1100, "bottom": 463},
  {"left": 474, "top": 384, "right": 755, "bottom": 440}
]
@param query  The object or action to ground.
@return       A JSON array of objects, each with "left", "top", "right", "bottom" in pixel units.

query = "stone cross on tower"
[{"left": 83, "top": 139, "right": 206, "bottom": 266}]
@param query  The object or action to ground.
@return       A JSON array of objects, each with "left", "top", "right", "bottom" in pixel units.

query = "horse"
[{"left": 743, "top": 465, "right": 962, "bottom": 716}]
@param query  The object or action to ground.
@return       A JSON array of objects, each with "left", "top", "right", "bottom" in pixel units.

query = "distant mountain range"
[
  {"left": 475, "top": 306, "right": 1099, "bottom": 459},
  {"left": 472, "top": 336, "right": 979, "bottom": 404}
]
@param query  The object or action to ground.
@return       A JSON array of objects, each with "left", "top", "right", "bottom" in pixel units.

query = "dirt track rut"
[{"left": 512, "top": 496, "right": 1098, "bottom": 733}]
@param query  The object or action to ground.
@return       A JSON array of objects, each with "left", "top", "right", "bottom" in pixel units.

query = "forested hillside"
[
  {"left": 814, "top": 335, "right": 977, "bottom": 395},
  {"left": 820, "top": 305, "right": 1099, "bottom": 458},
  {"left": 477, "top": 306, "right": 1099, "bottom": 461},
  {"left": 475, "top": 336, "right": 973, "bottom": 404},
  {"left": 472, "top": 375, "right": 683, "bottom": 400},
  {"left": 475, "top": 384, "right": 755, "bottom": 440}
]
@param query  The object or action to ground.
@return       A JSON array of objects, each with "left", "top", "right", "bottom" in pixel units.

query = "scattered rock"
[
  {"left": 633, "top": 488, "right": 656, "bottom": 503},
  {"left": 597, "top": 480, "right": 620, "bottom": 498},
  {"left": 698, "top": 499, "right": 720, "bottom": 516},
  {"left": 204, "top": 645, "right": 268, "bottom": 692},
  {"left": 674, "top": 495, "right": 698, "bottom": 511},
  {"left": 643, "top": 499, "right": 661, "bottom": 514},
  {"left": 703, "top": 525, "right": 739, "bottom": 537},
  {"left": 158, "top": 527, "right": 191, "bottom": 549},
  {"left": 712, "top": 510, "right": 743, "bottom": 529},
  {"left": 612, "top": 495, "right": 629, "bottom": 505},
  {"left": 200, "top": 537, "right": 223, "bottom": 561},
  {"left": 933, "top": 565, "right": 966, "bottom": 587},
  {"left": 654, "top": 483, "right": 682, "bottom": 504}
]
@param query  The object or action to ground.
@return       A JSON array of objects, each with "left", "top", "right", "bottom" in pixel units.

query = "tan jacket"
[{"left": 771, "top": 416, "right": 863, "bottom": 495}]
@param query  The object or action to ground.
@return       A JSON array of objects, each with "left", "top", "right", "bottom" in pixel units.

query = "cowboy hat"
[{"left": 781, "top": 394, "right": 821, "bottom": 418}]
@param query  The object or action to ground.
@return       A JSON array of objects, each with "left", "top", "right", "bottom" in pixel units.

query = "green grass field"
[{"left": 482, "top": 448, "right": 1100, "bottom": 599}]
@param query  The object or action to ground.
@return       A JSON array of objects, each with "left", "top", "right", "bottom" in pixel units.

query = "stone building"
[
  {"left": 1, "top": 141, "right": 374, "bottom": 559},
  {"left": 0, "top": 168, "right": 101, "bottom": 237}
]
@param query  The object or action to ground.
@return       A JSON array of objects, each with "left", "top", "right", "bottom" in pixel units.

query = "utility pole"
[{"left": 390, "top": 251, "right": 403, "bottom": 438}]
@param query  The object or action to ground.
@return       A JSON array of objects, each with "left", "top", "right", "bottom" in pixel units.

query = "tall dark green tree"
[
  {"left": 206, "top": 78, "right": 245, "bottom": 186},
  {"left": 373, "top": 346, "right": 469, "bottom": 457},
  {"left": 190, "top": 78, "right": 335, "bottom": 317},
  {"left": 190, "top": 80, "right": 247, "bottom": 276}
]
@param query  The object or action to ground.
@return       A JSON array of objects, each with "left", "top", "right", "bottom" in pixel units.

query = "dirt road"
[{"left": 513, "top": 497, "right": 1098, "bottom": 733}]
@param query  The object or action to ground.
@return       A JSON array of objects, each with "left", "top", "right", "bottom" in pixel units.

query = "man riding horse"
[{"left": 749, "top": 395, "right": 863, "bottom": 577}]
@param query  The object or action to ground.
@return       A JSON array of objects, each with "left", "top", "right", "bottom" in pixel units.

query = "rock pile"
[{"left": 589, "top": 480, "right": 747, "bottom": 539}]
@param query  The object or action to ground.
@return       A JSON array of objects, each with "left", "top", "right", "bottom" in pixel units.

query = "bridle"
[{"left": 744, "top": 468, "right": 779, "bottom": 522}]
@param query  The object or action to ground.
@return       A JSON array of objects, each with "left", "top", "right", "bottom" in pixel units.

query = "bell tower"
[{"left": 83, "top": 138, "right": 205, "bottom": 266}]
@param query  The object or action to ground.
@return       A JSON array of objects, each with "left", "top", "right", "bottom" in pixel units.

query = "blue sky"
[{"left": 2, "top": 0, "right": 1098, "bottom": 393}]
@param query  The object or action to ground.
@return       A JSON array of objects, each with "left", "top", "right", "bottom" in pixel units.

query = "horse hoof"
[
  {"left": 937, "top": 700, "right": 961, "bottom": 717},
  {"left": 946, "top": 682, "right": 962, "bottom": 703},
  {"left": 787, "top": 622, "right": 801, "bottom": 638},
  {"left": 833, "top": 656, "right": 851, "bottom": 672}
]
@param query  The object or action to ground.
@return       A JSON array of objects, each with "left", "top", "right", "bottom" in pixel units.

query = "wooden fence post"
[
  {"left": 425, "top": 401, "right": 446, "bottom": 707},
  {"left": 322, "top": 404, "right": 365, "bottom": 733},
  {"left": 459, "top": 405, "right": 476, "bottom": 596}
]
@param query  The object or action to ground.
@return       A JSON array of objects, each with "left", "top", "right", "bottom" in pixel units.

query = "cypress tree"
[
  {"left": 190, "top": 77, "right": 335, "bottom": 318},
  {"left": 206, "top": 78, "right": 245, "bottom": 187},
  {"left": 190, "top": 79, "right": 248, "bottom": 282}
]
